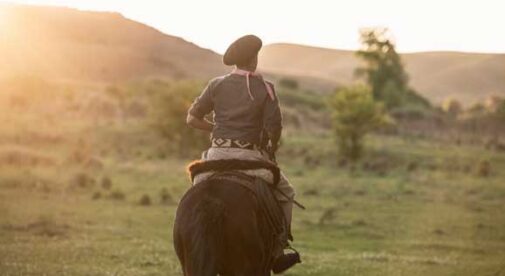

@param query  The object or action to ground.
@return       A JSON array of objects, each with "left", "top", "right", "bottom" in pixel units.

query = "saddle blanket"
[
  {"left": 194, "top": 167, "right": 274, "bottom": 186},
  {"left": 193, "top": 147, "right": 275, "bottom": 186}
]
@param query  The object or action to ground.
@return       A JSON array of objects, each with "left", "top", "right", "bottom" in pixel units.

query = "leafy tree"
[
  {"left": 467, "top": 102, "right": 486, "bottom": 117},
  {"left": 355, "top": 28, "right": 429, "bottom": 110},
  {"left": 442, "top": 97, "right": 463, "bottom": 118},
  {"left": 330, "top": 85, "right": 389, "bottom": 161},
  {"left": 148, "top": 80, "right": 210, "bottom": 157}
]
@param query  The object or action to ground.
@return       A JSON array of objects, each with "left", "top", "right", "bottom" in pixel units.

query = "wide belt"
[{"left": 211, "top": 138, "right": 259, "bottom": 150}]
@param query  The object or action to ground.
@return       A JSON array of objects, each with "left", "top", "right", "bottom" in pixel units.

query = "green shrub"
[
  {"left": 148, "top": 80, "right": 210, "bottom": 157},
  {"left": 279, "top": 78, "right": 299, "bottom": 90},
  {"left": 330, "top": 85, "right": 389, "bottom": 161},
  {"left": 109, "top": 190, "right": 126, "bottom": 200},
  {"left": 139, "top": 194, "right": 151, "bottom": 206},
  {"left": 160, "top": 188, "right": 175, "bottom": 205},
  {"left": 476, "top": 160, "right": 491, "bottom": 177},
  {"left": 92, "top": 191, "right": 102, "bottom": 200},
  {"left": 277, "top": 88, "right": 326, "bottom": 111},
  {"left": 101, "top": 176, "right": 112, "bottom": 190}
]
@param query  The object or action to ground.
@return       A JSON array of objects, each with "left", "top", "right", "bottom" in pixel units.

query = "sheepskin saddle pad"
[{"left": 187, "top": 159, "right": 280, "bottom": 187}]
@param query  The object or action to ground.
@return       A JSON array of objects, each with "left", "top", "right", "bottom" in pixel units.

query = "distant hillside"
[
  {"left": 2, "top": 4, "right": 504, "bottom": 105},
  {"left": 260, "top": 43, "right": 505, "bottom": 104},
  {"left": 0, "top": 4, "right": 226, "bottom": 83}
]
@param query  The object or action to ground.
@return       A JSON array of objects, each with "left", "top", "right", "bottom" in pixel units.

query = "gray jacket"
[{"left": 188, "top": 74, "right": 282, "bottom": 145}]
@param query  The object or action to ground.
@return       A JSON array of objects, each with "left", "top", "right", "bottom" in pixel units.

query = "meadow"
[{"left": 1, "top": 79, "right": 505, "bottom": 276}]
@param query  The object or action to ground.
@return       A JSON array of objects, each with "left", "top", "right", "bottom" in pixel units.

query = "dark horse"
[{"left": 174, "top": 160, "right": 283, "bottom": 276}]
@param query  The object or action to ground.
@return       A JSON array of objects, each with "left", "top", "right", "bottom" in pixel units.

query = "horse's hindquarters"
[{"left": 174, "top": 179, "right": 273, "bottom": 276}]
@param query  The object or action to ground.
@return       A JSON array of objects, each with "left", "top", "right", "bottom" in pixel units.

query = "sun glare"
[
  {"left": 0, "top": 6, "right": 6, "bottom": 28},
  {"left": 0, "top": 5, "right": 12, "bottom": 32}
]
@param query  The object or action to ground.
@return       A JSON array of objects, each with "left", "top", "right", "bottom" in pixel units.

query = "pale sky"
[{"left": 3, "top": 0, "right": 505, "bottom": 54}]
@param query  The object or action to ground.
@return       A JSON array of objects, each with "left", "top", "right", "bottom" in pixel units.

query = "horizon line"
[{"left": 3, "top": 1, "right": 505, "bottom": 56}]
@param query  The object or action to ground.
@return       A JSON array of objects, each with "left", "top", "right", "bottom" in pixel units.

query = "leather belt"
[{"left": 211, "top": 138, "right": 259, "bottom": 150}]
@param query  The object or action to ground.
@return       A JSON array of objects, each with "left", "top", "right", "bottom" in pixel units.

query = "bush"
[
  {"left": 101, "top": 176, "right": 112, "bottom": 190},
  {"left": 109, "top": 190, "right": 126, "bottom": 200},
  {"left": 139, "top": 194, "right": 151, "bottom": 206},
  {"left": 70, "top": 172, "right": 95, "bottom": 189},
  {"left": 442, "top": 98, "right": 463, "bottom": 118},
  {"left": 92, "top": 191, "right": 102, "bottom": 200},
  {"left": 160, "top": 188, "right": 175, "bottom": 205},
  {"left": 329, "top": 85, "right": 389, "bottom": 161},
  {"left": 148, "top": 80, "right": 210, "bottom": 157},
  {"left": 476, "top": 160, "right": 491, "bottom": 177},
  {"left": 0, "top": 147, "right": 56, "bottom": 167},
  {"left": 279, "top": 78, "right": 299, "bottom": 90},
  {"left": 277, "top": 88, "right": 326, "bottom": 111},
  {"left": 318, "top": 208, "right": 336, "bottom": 226}
]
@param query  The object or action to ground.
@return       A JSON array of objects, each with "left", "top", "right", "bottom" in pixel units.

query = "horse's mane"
[{"left": 186, "top": 159, "right": 281, "bottom": 186}]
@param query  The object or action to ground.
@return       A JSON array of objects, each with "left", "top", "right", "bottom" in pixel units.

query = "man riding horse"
[{"left": 185, "top": 34, "right": 300, "bottom": 273}]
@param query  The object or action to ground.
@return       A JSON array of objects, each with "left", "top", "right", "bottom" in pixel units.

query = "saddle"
[{"left": 187, "top": 159, "right": 289, "bottom": 253}]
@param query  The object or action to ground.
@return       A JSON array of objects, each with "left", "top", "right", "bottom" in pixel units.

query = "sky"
[{"left": 3, "top": 0, "right": 505, "bottom": 54}]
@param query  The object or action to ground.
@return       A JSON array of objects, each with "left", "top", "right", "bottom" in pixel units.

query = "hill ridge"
[{"left": 259, "top": 43, "right": 505, "bottom": 104}]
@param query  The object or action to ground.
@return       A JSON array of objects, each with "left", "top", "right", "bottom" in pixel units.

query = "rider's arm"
[
  {"left": 187, "top": 80, "right": 215, "bottom": 132},
  {"left": 186, "top": 114, "right": 214, "bottom": 132},
  {"left": 263, "top": 82, "right": 282, "bottom": 152}
]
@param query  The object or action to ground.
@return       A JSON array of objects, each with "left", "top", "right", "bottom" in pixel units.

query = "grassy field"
[
  {"left": 1, "top": 129, "right": 505, "bottom": 275},
  {"left": 1, "top": 81, "right": 505, "bottom": 275}
]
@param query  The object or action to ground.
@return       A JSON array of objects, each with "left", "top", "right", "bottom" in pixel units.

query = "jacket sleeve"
[
  {"left": 263, "top": 82, "right": 282, "bottom": 146},
  {"left": 188, "top": 80, "right": 214, "bottom": 119}
]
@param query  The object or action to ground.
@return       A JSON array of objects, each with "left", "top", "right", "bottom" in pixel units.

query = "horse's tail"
[{"left": 185, "top": 194, "right": 225, "bottom": 276}]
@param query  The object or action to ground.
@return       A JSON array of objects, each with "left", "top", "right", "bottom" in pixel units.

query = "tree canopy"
[{"left": 355, "top": 28, "right": 430, "bottom": 110}]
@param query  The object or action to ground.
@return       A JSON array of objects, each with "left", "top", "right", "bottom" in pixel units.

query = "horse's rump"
[{"left": 174, "top": 176, "right": 274, "bottom": 275}]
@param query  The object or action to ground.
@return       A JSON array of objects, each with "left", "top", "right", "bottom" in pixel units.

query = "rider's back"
[{"left": 188, "top": 74, "right": 280, "bottom": 146}]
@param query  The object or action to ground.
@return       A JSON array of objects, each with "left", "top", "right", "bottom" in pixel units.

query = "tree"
[
  {"left": 330, "top": 85, "right": 389, "bottom": 161},
  {"left": 355, "top": 28, "right": 429, "bottom": 110},
  {"left": 442, "top": 97, "right": 463, "bottom": 119},
  {"left": 149, "top": 80, "right": 210, "bottom": 157},
  {"left": 467, "top": 102, "right": 486, "bottom": 117}
]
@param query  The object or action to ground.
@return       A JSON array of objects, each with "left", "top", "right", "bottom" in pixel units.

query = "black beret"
[{"left": 223, "top": 35, "right": 262, "bottom": 66}]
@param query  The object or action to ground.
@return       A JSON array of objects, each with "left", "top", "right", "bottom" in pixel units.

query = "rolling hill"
[
  {"left": 1, "top": 4, "right": 504, "bottom": 105},
  {"left": 260, "top": 43, "right": 505, "bottom": 104},
  {"left": 0, "top": 4, "right": 226, "bottom": 83}
]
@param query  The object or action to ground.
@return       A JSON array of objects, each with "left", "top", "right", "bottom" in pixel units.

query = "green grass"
[
  {"left": 1, "top": 84, "right": 505, "bottom": 275},
  {"left": 1, "top": 131, "right": 505, "bottom": 276}
]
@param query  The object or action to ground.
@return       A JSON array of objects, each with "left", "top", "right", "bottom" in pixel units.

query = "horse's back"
[{"left": 174, "top": 178, "right": 271, "bottom": 275}]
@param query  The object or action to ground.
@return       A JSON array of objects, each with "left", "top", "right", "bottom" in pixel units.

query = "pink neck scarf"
[{"left": 231, "top": 68, "right": 275, "bottom": 101}]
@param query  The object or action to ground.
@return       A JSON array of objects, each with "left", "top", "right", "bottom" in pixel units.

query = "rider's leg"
[
  {"left": 271, "top": 173, "right": 300, "bottom": 274},
  {"left": 280, "top": 201, "right": 293, "bottom": 240},
  {"left": 273, "top": 172, "right": 295, "bottom": 238}
]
